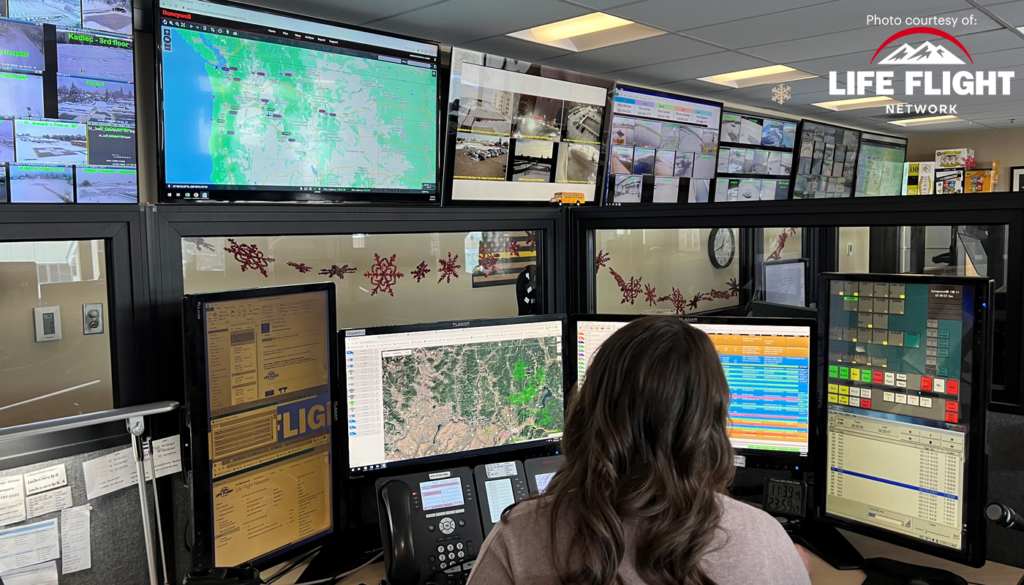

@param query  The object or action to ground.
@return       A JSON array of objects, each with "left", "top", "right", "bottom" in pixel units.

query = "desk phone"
[
  {"left": 473, "top": 461, "right": 529, "bottom": 536},
  {"left": 376, "top": 468, "right": 485, "bottom": 585},
  {"left": 524, "top": 454, "right": 565, "bottom": 496}
]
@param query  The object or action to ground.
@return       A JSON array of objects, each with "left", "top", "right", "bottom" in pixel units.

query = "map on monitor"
[
  {"left": 158, "top": 0, "right": 440, "bottom": 203},
  {"left": 344, "top": 317, "right": 565, "bottom": 472}
]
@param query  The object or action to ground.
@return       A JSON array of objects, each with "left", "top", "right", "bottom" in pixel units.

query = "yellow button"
[
  {"left": 839, "top": 395, "right": 849, "bottom": 405},
  {"left": 851, "top": 368, "right": 860, "bottom": 379},
  {"left": 828, "top": 384, "right": 838, "bottom": 393},
  {"left": 828, "top": 394, "right": 839, "bottom": 403},
  {"left": 839, "top": 386, "right": 849, "bottom": 395}
]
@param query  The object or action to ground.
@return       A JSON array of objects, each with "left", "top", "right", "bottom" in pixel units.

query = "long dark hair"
[{"left": 545, "top": 317, "right": 735, "bottom": 585}]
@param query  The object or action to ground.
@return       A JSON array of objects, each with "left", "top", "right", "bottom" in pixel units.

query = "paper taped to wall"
[
  {"left": 0, "top": 476, "right": 26, "bottom": 526},
  {"left": 61, "top": 505, "right": 91, "bottom": 574},
  {"left": 82, "top": 436, "right": 182, "bottom": 500},
  {"left": 0, "top": 518, "right": 60, "bottom": 572},
  {"left": 26, "top": 487, "right": 73, "bottom": 519},
  {"left": 23, "top": 465, "right": 66, "bottom": 496},
  {"left": 0, "top": 560, "right": 58, "bottom": 585}
]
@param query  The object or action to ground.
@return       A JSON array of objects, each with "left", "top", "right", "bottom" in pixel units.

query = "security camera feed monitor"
[
  {"left": 345, "top": 317, "right": 564, "bottom": 472},
  {"left": 158, "top": 0, "right": 440, "bottom": 203},
  {"left": 576, "top": 318, "right": 811, "bottom": 457},
  {"left": 198, "top": 289, "right": 333, "bottom": 566},
  {"left": 823, "top": 278, "right": 986, "bottom": 553},
  {"left": 764, "top": 260, "right": 807, "bottom": 307},
  {"left": 446, "top": 48, "right": 611, "bottom": 203},
  {"left": 855, "top": 133, "right": 908, "bottom": 197},
  {"left": 606, "top": 86, "right": 722, "bottom": 205},
  {"left": 0, "top": 0, "right": 138, "bottom": 204}
]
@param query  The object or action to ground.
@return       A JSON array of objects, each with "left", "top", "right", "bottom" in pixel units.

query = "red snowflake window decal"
[
  {"left": 224, "top": 238, "right": 275, "bottom": 277},
  {"left": 363, "top": 254, "right": 404, "bottom": 296},
  {"left": 657, "top": 287, "right": 687, "bottom": 315},
  {"left": 644, "top": 284, "right": 658, "bottom": 306},
  {"left": 437, "top": 253, "right": 461, "bottom": 284},
  {"left": 478, "top": 243, "right": 499, "bottom": 277},
  {"left": 608, "top": 267, "right": 643, "bottom": 305},
  {"left": 595, "top": 250, "right": 610, "bottom": 274},
  {"left": 411, "top": 261, "right": 432, "bottom": 283},
  {"left": 320, "top": 264, "right": 357, "bottom": 279},
  {"left": 508, "top": 240, "right": 521, "bottom": 258},
  {"left": 287, "top": 262, "right": 314, "bottom": 274},
  {"left": 184, "top": 237, "right": 215, "bottom": 252}
]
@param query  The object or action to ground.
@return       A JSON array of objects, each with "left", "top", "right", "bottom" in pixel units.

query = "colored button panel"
[
  {"left": 861, "top": 370, "right": 872, "bottom": 383},
  {"left": 829, "top": 366, "right": 839, "bottom": 378},
  {"left": 920, "top": 377, "right": 933, "bottom": 391},
  {"left": 946, "top": 401, "right": 959, "bottom": 412},
  {"left": 828, "top": 384, "right": 838, "bottom": 393},
  {"left": 945, "top": 412, "right": 958, "bottom": 423},
  {"left": 947, "top": 381, "right": 959, "bottom": 395},
  {"left": 861, "top": 398, "right": 872, "bottom": 408},
  {"left": 828, "top": 394, "right": 839, "bottom": 403},
  {"left": 839, "top": 386, "right": 849, "bottom": 395},
  {"left": 872, "top": 371, "right": 884, "bottom": 384},
  {"left": 839, "top": 395, "right": 849, "bottom": 405},
  {"left": 840, "top": 367, "right": 850, "bottom": 380},
  {"left": 921, "top": 397, "right": 933, "bottom": 408}
]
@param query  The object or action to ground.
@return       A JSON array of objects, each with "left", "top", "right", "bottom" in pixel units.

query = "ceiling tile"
[
  {"left": 368, "top": 0, "right": 591, "bottom": 45},
  {"left": 570, "top": 0, "right": 646, "bottom": 10},
  {"left": 619, "top": 51, "right": 774, "bottom": 85},
  {"left": 460, "top": 35, "right": 574, "bottom": 63},
  {"left": 987, "top": 1, "right": 1024, "bottom": 26},
  {"left": 745, "top": 25, "right": 897, "bottom": 63},
  {"left": 606, "top": 0, "right": 835, "bottom": 33},
  {"left": 540, "top": 34, "right": 721, "bottom": 73},
  {"left": 682, "top": 0, "right": 972, "bottom": 50},
  {"left": 255, "top": 0, "right": 448, "bottom": 26}
]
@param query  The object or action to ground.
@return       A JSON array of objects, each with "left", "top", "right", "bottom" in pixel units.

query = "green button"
[
  {"left": 905, "top": 333, "right": 921, "bottom": 348},
  {"left": 829, "top": 366, "right": 839, "bottom": 378},
  {"left": 840, "top": 367, "right": 850, "bottom": 380},
  {"left": 861, "top": 370, "right": 872, "bottom": 383},
  {"left": 938, "top": 368, "right": 949, "bottom": 377},
  {"left": 938, "top": 349, "right": 949, "bottom": 357},
  {"left": 938, "top": 339, "right": 950, "bottom": 348},
  {"left": 939, "top": 330, "right": 950, "bottom": 339}
]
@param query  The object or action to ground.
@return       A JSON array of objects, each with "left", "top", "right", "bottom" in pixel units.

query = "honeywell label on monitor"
[
  {"left": 429, "top": 471, "right": 452, "bottom": 480},
  {"left": 485, "top": 462, "right": 518, "bottom": 479}
]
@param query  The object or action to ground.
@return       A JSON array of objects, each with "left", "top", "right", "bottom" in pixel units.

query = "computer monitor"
[
  {"left": 763, "top": 259, "right": 807, "bottom": 307},
  {"left": 751, "top": 301, "right": 817, "bottom": 320},
  {"left": 573, "top": 315, "right": 815, "bottom": 469},
  {"left": 182, "top": 283, "right": 337, "bottom": 569},
  {"left": 816, "top": 274, "right": 992, "bottom": 566},
  {"left": 342, "top": 315, "right": 566, "bottom": 474}
]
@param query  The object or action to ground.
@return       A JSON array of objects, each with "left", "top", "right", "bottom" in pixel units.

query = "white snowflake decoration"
[{"left": 772, "top": 83, "right": 792, "bottom": 105}]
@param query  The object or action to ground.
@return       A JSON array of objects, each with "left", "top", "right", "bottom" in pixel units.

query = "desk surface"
[{"left": 274, "top": 531, "right": 1024, "bottom": 585}]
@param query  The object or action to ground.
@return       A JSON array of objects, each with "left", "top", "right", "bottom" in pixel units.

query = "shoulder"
[
  {"left": 715, "top": 496, "right": 792, "bottom": 547},
  {"left": 495, "top": 497, "right": 557, "bottom": 537}
]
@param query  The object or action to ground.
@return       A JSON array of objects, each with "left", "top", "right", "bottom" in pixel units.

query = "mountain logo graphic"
[
  {"left": 878, "top": 41, "right": 964, "bottom": 65},
  {"left": 870, "top": 26, "right": 973, "bottom": 65}
]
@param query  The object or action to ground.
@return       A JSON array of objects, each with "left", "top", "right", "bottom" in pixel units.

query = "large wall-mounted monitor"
[
  {"left": 157, "top": 0, "right": 441, "bottom": 204},
  {"left": 854, "top": 132, "right": 908, "bottom": 197},
  {"left": 0, "top": 0, "right": 138, "bottom": 204},
  {"left": 792, "top": 121, "right": 860, "bottom": 199},
  {"left": 183, "top": 283, "right": 338, "bottom": 569},
  {"left": 574, "top": 315, "right": 815, "bottom": 469},
  {"left": 817, "top": 274, "right": 992, "bottom": 566},
  {"left": 443, "top": 49, "right": 613, "bottom": 204},
  {"left": 343, "top": 315, "right": 565, "bottom": 474},
  {"left": 763, "top": 259, "right": 807, "bottom": 307},
  {"left": 605, "top": 85, "right": 722, "bottom": 205}
]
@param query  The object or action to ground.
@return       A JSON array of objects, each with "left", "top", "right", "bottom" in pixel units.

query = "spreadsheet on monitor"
[{"left": 576, "top": 320, "right": 811, "bottom": 455}]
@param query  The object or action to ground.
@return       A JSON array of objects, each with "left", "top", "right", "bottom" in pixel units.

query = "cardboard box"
[
  {"left": 935, "top": 148, "right": 974, "bottom": 168},
  {"left": 903, "top": 162, "right": 935, "bottom": 195}
]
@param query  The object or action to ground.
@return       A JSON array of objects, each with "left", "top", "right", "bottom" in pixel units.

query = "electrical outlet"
[
  {"left": 847, "top": 243, "right": 854, "bottom": 256},
  {"left": 83, "top": 304, "right": 104, "bottom": 335},
  {"left": 34, "top": 306, "right": 62, "bottom": 342}
]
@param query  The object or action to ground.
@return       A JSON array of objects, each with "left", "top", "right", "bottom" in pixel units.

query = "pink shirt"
[{"left": 468, "top": 495, "right": 811, "bottom": 585}]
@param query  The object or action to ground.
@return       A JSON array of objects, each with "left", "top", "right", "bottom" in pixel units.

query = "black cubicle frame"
[
  {"left": 0, "top": 205, "right": 153, "bottom": 469},
  {"left": 567, "top": 193, "right": 1024, "bottom": 415}
]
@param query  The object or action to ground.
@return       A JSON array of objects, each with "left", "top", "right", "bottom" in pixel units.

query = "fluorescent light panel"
[
  {"left": 813, "top": 96, "right": 904, "bottom": 111},
  {"left": 698, "top": 65, "right": 816, "bottom": 88},
  {"left": 888, "top": 115, "right": 959, "bottom": 127},
  {"left": 508, "top": 13, "right": 664, "bottom": 52}
]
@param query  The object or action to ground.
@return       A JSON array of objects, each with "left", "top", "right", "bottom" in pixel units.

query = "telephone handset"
[
  {"left": 376, "top": 468, "right": 485, "bottom": 585},
  {"left": 472, "top": 462, "right": 529, "bottom": 536}
]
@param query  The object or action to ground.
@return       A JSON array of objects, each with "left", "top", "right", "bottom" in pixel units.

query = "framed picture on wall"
[{"left": 1011, "top": 166, "right": 1024, "bottom": 192}]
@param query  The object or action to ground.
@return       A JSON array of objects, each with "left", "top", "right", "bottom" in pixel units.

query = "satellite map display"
[
  {"left": 161, "top": 26, "right": 438, "bottom": 192},
  {"left": 381, "top": 337, "right": 563, "bottom": 463}
]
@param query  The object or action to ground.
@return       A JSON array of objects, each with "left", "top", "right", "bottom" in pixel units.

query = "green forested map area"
[
  {"left": 381, "top": 338, "right": 563, "bottom": 463},
  {"left": 177, "top": 29, "right": 437, "bottom": 190}
]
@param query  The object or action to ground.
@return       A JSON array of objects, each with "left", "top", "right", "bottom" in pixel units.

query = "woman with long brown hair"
[{"left": 467, "top": 316, "right": 811, "bottom": 584}]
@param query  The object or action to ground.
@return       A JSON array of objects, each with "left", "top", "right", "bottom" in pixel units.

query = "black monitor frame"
[
  {"left": 813, "top": 272, "right": 992, "bottom": 567},
  {"left": 762, "top": 257, "right": 809, "bottom": 307},
  {"left": 181, "top": 282, "right": 341, "bottom": 570},
  {"left": 569, "top": 313, "right": 817, "bottom": 471},
  {"left": 340, "top": 313, "right": 568, "bottom": 479},
  {"left": 153, "top": 0, "right": 445, "bottom": 205}
]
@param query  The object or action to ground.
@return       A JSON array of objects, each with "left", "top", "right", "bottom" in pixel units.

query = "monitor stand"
[
  {"left": 298, "top": 525, "right": 382, "bottom": 581},
  {"left": 861, "top": 558, "right": 968, "bottom": 585},
  {"left": 788, "top": 521, "right": 864, "bottom": 570}
]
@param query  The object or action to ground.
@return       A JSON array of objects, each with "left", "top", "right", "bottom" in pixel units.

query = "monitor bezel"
[
  {"left": 813, "top": 272, "right": 992, "bottom": 567},
  {"left": 762, "top": 257, "right": 809, "bottom": 307},
  {"left": 153, "top": 0, "right": 445, "bottom": 205},
  {"left": 340, "top": 313, "right": 568, "bottom": 477},
  {"left": 440, "top": 48, "right": 616, "bottom": 207},
  {"left": 182, "top": 282, "right": 340, "bottom": 570},
  {"left": 569, "top": 313, "right": 817, "bottom": 470}
]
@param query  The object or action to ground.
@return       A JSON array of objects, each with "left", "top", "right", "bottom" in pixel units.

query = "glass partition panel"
[
  {"left": 0, "top": 240, "right": 113, "bottom": 427},
  {"left": 181, "top": 231, "right": 541, "bottom": 329},
  {"left": 594, "top": 228, "right": 740, "bottom": 314}
]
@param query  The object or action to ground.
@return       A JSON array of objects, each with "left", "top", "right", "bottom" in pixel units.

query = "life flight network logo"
[{"left": 828, "top": 26, "right": 1015, "bottom": 114}]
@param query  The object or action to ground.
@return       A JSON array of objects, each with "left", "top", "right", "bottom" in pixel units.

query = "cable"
[
  {"left": 262, "top": 547, "right": 321, "bottom": 585},
  {"left": 290, "top": 552, "right": 383, "bottom": 585}
]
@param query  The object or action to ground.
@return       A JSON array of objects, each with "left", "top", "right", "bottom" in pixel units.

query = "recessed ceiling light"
[
  {"left": 813, "top": 96, "right": 905, "bottom": 111},
  {"left": 508, "top": 13, "right": 664, "bottom": 52},
  {"left": 888, "top": 115, "right": 960, "bottom": 127},
  {"left": 697, "top": 65, "right": 816, "bottom": 88}
]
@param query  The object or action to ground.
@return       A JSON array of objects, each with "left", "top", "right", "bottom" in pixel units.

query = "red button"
[
  {"left": 946, "top": 401, "right": 959, "bottom": 412},
  {"left": 945, "top": 412, "right": 958, "bottom": 423},
  {"left": 947, "top": 380, "right": 959, "bottom": 395},
  {"left": 872, "top": 371, "right": 884, "bottom": 384},
  {"left": 920, "top": 377, "right": 933, "bottom": 391},
  {"left": 861, "top": 399, "right": 872, "bottom": 409}
]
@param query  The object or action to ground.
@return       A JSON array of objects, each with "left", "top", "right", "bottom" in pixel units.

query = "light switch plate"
[
  {"left": 83, "top": 304, "right": 104, "bottom": 335},
  {"left": 34, "top": 306, "right": 62, "bottom": 342}
]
